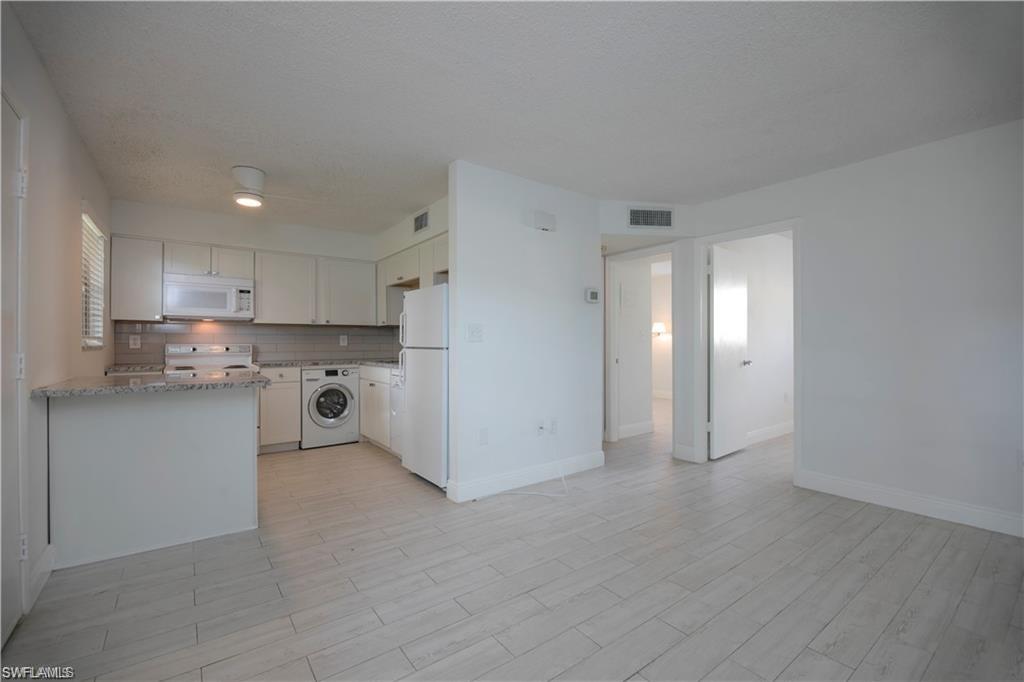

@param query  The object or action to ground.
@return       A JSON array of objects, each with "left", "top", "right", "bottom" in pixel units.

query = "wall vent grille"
[
  {"left": 413, "top": 211, "right": 429, "bottom": 232},
  {"left": 628, "top": 208, "right": 673, "bottom": 229}
]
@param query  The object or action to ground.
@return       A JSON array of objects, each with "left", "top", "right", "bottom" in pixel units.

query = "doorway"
[
  {"left": 708, "top": 231, "right": 794, "bottom": 460},
  {"left": 2, "top": 92, "right": 25, "bottom": 643},
  {"left": 605, "top": 250, "right": 673, "bottom": 453}
]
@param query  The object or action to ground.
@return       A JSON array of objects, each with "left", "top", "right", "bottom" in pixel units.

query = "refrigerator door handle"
[
  {"left": 398, "top": 311, "right": 408, "bottom": 347},
  {"left": 399, "top": 349, "right": 406, "bottom": 384}
]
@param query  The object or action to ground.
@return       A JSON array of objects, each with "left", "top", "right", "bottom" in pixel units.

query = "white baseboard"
[
  {"left": 794, "top": 468, "right": 1024, "bottom": 538},
  {"left": 747, "top": 421, "right": 793, "bottom": 444},
  {"left": 447, "top": 450, "right": 605, "bottom": 502},
  {"left": 53, "top": 522, "right": 258, "bottom": 569},
  {"left": 653, "top": 390, "right": 673, "bottom": 400},
  {"left": 24, "top": 544, "right": 54, "bottom": 612},
  {"left": 618, "top": 421, "right": 654, "bottom": 439}
]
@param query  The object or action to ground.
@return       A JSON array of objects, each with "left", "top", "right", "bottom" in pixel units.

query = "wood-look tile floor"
[{"left": 4, "top": 400, "right": 1021, "bottom": 681}]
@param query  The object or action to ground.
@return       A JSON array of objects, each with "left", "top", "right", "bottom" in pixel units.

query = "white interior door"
[
  {"left": 2, "top": 94, "right": 24, "bottom": 643},
  {"left": 710, "top": 245, "right": 750, "bottom": 459},
  {"left": 610, "top": 260, "right": 653, "bottom": 440}
]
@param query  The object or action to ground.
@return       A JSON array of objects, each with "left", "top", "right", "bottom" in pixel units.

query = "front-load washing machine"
[{"left": 301, "top": 366, "right": 360, "bottom": 449}]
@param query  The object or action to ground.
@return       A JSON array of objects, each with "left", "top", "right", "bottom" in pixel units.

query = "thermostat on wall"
[{"left": 584, "top": 287, "right": 600, "bottom": 304}]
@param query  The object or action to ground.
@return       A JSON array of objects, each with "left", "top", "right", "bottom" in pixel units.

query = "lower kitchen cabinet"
[
  {"left": 259, "top": 367, "right": 301, "bottom": 449},
  {"left": 359, "top": 371, "right": 390, "bottom": 447}
]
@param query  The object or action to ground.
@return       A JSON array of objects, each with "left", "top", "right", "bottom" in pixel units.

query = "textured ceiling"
[{"left": 13, "top": 2, "right": 1022, "bottom": 232}]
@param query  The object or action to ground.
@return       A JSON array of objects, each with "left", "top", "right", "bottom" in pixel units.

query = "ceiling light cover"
[{"left": 234, "top": 191, "right": 263, "bottom": 208}]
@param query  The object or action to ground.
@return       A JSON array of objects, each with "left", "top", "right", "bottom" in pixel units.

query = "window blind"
[{"left": 81, "top": 213, "right": 105, "bottom": 348}]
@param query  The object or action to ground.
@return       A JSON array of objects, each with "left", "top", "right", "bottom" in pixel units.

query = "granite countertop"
[
  {"left": 256, "top": 359, "right": 400, "bottom": 369},
  {"left": 105, "top": 364, "right": 165, "bottom": 375},
  {"left": 32, "top": 373, "right": 270, "bottom": 399}
]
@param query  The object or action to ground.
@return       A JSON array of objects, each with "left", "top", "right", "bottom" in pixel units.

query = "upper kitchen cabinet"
[
  {"left": 433, "top": 234, "right": 449, "bottom": 272},
  {"left": 316, "top": 257, "right": 375, "bottom": 326},
  {"left": 110, "top": 236, "right": 163, "bottom": 321},
  {"left": 164, "top": 242, "right": 254, "bottom": 279},
  {"left": 254, "top": 251, "right": 316, "bottom": 324},
  {"left": 212, "top": 246, "right": 255, "bottom": 279},
  {"left": 384, "top": 247, "right": 420, "bottom": 286},
  {"left": 163, "top": 242, "right": 211, "bottom": 276}
]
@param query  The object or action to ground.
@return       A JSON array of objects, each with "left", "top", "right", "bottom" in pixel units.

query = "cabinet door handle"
[
  {"left": 211, "top": 271, "right": 219, "bottom": 276},
  {"left": 325, "top": 319, "right": 330, "bottom": 324},
  {"left": 368, "top": 383, "right": 376, "bottom": 387},
  {"left": 397, "top": 276, "right": 403, "bottom": 281}
]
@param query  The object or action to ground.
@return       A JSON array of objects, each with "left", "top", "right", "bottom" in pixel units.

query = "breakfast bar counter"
[{"left": 34, "top": 374, "right": 266, "bottom": 569}]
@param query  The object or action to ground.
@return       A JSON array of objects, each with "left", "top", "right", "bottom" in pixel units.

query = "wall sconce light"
[{"left": 651, "top": 322, "right": 667, "bottom": 336}]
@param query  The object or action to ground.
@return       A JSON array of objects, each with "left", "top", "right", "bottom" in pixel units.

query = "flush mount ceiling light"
[{"left": 232, "top": 165, "right": 265, "bottom": 208}]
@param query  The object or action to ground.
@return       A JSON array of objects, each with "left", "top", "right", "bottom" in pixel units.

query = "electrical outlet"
[
  {"left": 128, "top": 334, "right": 141, "bottom": 350},
  {"left": 479, "top": 428, "right": 488, "bottom": 446},
  {"left": 467, "top": 324, "right": 484, "bottom": 343},
  {"left": 549, "top": 419, "right": 558, "bottom": 435},
  {"left": 338, "top": 334, "right": 349, "bottom": 347}
]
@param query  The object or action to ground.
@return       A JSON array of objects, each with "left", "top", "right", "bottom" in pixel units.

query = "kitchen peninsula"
[{"left": 31, "top": 372, "right": 269, "bottom": 569}]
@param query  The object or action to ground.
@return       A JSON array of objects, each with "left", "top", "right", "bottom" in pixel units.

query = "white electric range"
[{"left": 164, "top": 344, "right": 259, "bottom": 380}]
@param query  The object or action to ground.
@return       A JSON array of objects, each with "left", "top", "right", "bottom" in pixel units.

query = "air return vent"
[
  {"left": 628, "top": 208, "right": 673, "bottom": 229},
  {"left": 413, "top": 211, "right": 429, "bottom": 232}
]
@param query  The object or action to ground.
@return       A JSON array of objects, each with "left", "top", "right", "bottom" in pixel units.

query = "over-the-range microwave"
[{"left": 163, "top": 273, "right": 254, "bottom": 320}]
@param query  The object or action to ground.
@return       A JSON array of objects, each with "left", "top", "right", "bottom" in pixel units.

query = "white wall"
[
  {"left": 3, "top": 6, "right": 112, "bottom": 606},
  {"left": 687, "top": 121, "right": 1023, "bottom": 535},
  {"left": 448, "top": 161, "right": 603, "bottom": 500},
  {"left": 112, "top": 200, "right": 377, "bottom": 261},
  {"left": 720, "top": 233, "right": 793, "bottom": 442},
  {"left": 375, "top": 195, "right": 449, "bottom": 260},
  {"left": 651, "top": 267, "right": 672, "bottom": 400}
]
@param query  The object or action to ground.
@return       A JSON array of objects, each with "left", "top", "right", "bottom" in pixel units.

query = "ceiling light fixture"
[{"left": 232, "top": 165, "right": 265, "bottom": 209}]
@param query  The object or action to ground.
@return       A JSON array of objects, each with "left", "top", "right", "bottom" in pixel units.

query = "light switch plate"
[
  {"left": 128, "top": 334, "right": 141, "bottom": 350},
  {"left": 338, "top": 334, "right": 349, "bottom": 347},
  {"left": 467, "top": 324, "right": 484, "bottom": 343}
]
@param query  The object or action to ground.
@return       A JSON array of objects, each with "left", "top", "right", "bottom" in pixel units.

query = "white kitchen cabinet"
[
  {"left": 212, "top": 246, "right": 255, "bottom": 279},
  {"left": 164, "top": 242, "right": 212, "bottom": 276},
  {"left": 376, "top": 263, "right": 388, "bottom": 326},
  {"left": 255, "top": 252, "right": 317, "bottom": 324},
  {"left": 111, "top": 236, "right": 164, "bottom": 321},
  {"left": 359, "top": 374, "right": 390, "bottom": 447},
  {"left": 384, "top": 248, "right": 420, "bottom": 286},
  {"left": 165, "top": 242, "right": 254, "bottom": 279},
  {"left": 317, "top": 257, "right": 375, "bottom": 326},
  {"left": 433, "top": 234, "right": 449, "bottom": 276},
  {"left": 418, "top": 241, "right": 434, "bottom": 288},
  {"left": 259, "top": 367, "right": 301, "bottom": 448}
]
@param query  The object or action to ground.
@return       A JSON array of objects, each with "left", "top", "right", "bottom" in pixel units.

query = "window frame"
[{"left": 80, "top": 212, "right": 106, "bottom": 349}]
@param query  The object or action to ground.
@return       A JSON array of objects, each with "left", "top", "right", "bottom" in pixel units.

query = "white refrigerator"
[{"left": 398, "top": 283, "right": 448, "bottom": 489}]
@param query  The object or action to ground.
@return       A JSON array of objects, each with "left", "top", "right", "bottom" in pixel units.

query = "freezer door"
[
  {"left": 403, "top": 283, "right": 448, "bottom": 348},
  {"left": 402, "top": 348, "right": 448, "bottom": 488}
]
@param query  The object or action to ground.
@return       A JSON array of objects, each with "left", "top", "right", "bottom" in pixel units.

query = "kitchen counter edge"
[{"left": 32, "top": 374, "right": 271, "bottom": 399}]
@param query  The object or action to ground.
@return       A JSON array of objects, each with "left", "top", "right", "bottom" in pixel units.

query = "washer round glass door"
[{"left": 308, "top": 383, "right": 354, "bottom": 428}]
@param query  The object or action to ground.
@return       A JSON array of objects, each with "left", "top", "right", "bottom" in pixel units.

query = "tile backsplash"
[{"left": 114, "top": 321, "right": 399, "bottom": 365}]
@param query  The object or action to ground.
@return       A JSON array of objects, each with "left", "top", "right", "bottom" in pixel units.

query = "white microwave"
[{"left": 163, "top": 273, "right": 254, "bottom": 320}]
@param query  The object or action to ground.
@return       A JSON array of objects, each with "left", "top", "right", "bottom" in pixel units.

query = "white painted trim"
[
  {"left": 746, "top": 421, "right": 793, "bottom": 444},
  {"left": 673, "top": 443, "right": 699, "bottom": 463},
  {"left": 652, "top": 390, "right": 673, "bottom": 400},
  {"left": 794, "top": 468, "right": 1024, "bottom": 538},
  {"left": 446, "top": 450, "right": 605, "bottom": 502},
  {"left": 618, "top": 421, "right": 654, "bottom": 439},
  {"left": 259, "top": 441, "right": 300, "bottom": 455},
  {"left": 24, "top": 544, "right": 52, "bottom": 612}
]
